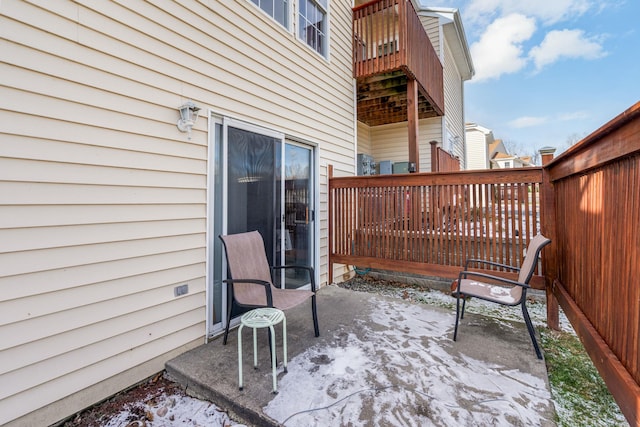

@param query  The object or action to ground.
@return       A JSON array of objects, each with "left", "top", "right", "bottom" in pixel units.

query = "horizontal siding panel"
[
  {"left": 0, "top": 110, "right": 206, "bottom": 160},
  {"left": 0, "top": 87, "right": 199, "bottom": 145},
  {"left": 0, "top": 204, "right": 203, "bottom": 229},
  {"left": 122, "top": 1, "right": 354, "bottom": 138},
  {"left": 0, "top": 39, "right": 180, "bottom": 113},
  {"left": 0, "top": 248, "right": 204, "bottom": 300},
  {"left": 6, "top": 1, "right": 355, "bottom": 138},
  {"left": 0, "top": 219, "right": 205, "bottom": 253},
  {"left": 0, "top": 279, "right": 204, "bottom": 351},
  {"left": 0, "top": 182, "right": 205, "bottom": 205},
  {"left": 0, "top": 235, "right": 204, "bottom": 277},
  {"left": 0, "top": 264, "right": 204, "bottom": 326},
  {"left": 0, "top": 322, "right": 204, "bottom": 425},
  {"left": 0, "top": 63, "right": 176, "bottom": 128},
  {"left": 0, "top": 296, "right": 204, "bottom": 388},
  {"left": 3, "top": 0, "right": 356, "bottom": 142},
  {"left": 0, "top": 157, "right": 205, "bottom": 188}
]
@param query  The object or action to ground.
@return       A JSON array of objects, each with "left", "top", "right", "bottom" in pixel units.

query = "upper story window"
[
  {"left": 298, "top": 0, "right": 328, "bottom": 56},
  {"left": 248, "top": 0, "right": 329, "bottom": 58},
  {"left": 251, "top": 0, "right": 289, "bottom": 28}
]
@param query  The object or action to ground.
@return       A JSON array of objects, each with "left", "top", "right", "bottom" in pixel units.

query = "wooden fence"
[
  {"left": 329, "top": 167, "right": 545, "bottom": 287},
  {"left": 431, "top": 142, "right": 461, "bottom": 172},
  {"left": 543, "top": 102, "right": 640, "bottom": 425},
  {"left": 329, "top": 103, "right": 640, "bottom": 424}
]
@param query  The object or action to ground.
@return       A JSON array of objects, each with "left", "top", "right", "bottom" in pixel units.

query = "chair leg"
[
  {"left": 522, "top": 302, "right": 543, "bottom": 360},
  {"left": 461, "top": 297, "right": 467, "bottom": 319},
  {"left": 311, "top": 294, "right": 320, "bottom": 337},
  {"left": 223, "top": 303, "right": 233, "bottom": 345},
  {"left": 453, "top": 294, "right": 461, "bottom": 341}
]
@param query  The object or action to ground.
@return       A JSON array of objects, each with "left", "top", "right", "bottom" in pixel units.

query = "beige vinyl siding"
[
  {"left": 465, "top": 129, "right": 489, "bottom": 170},
  {"left": 0, "top": 0, "right": 354, "bottom": 425},
  {"left": 357, "top": 121, "right": 372, "bottom": 155},
  {"left": 421, "top": 15, "right": 441, "bottom": 58},
  {"left": 442, "top": 38, "right": 465, "bottom": 164},
  {"left": 369, "top": 118, "right": 441, "bottom": 172}
]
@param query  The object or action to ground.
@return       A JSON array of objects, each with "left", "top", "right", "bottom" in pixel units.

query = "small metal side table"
[{"left": 237, "top": 307, "right": 287, "bottom": 394}]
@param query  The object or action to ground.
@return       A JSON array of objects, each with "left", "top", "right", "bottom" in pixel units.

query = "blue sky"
[{"left": 424, "top": 0, "right": 640, "bottom": 158}]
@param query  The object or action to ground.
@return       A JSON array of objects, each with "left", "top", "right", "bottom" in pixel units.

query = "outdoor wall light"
[{"left": 176, "top": 101, "right": 201, "bottom": 139}]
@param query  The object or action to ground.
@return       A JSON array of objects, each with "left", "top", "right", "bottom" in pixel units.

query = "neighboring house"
[
  {"left": 465, "top": 123, "right": 495, "bottom": 169},
  {"left": 491, "top": 152, "right": 534, "bottom": 168},
  {"left": 466, "top": 123, "right": 533, "bottom": 169},
  {"left": 0, "top": 1, "right": 472, "bottom": 425}
]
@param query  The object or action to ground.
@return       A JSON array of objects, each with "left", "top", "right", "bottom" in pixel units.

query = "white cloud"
[
  {"left": 508, "top": 111, "right": 589, "bottom": 129},
  {"left": 470, "top": 13, "right": 536, "bottom": 81},
  {"left": 558, "top": 111, "right": 590, "bottom": 121},
  {"left": 529, "top": 29, "right": 607, "bottom": 71},
  {"left": 508, "top": 116, "right": 549, "bottom": 128}
]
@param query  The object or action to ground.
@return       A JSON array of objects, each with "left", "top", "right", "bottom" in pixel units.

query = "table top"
[{"left": 240, "top": 307, "right": 285, "bottom": 328}]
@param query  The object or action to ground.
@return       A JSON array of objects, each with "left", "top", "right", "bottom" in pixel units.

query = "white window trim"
[
  {"left": 294, "top": 0, "right": 331, "bottom": 60},
  {"left": 247, "top": 0, "right": 292, "bottom": 32}
]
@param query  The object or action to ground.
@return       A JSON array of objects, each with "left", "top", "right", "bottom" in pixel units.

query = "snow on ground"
[
  {"left": 101, "top": 393, "right": 242, "bottom": 427},
  {"left": 264, "top": 295, "right": 555, "bottom": 426},
  {"left": 93, "top": 285, "right": 568, "bottom": 427}
]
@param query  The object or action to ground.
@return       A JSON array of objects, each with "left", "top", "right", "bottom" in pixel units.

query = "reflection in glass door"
[{"left": 226, "top": 126, "right": 279, "bottom": 265}]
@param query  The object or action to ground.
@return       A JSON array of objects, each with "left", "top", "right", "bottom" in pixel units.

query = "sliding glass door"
[{"left": 207, "top": 117, "right": 315, "bottom": 336}]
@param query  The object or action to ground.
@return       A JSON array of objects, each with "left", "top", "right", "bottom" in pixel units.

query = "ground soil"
[{"left": 58, "top": 373, "right": 192, "bottom": 427}]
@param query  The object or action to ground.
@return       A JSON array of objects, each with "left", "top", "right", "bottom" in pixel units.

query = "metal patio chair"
[
  {"left": 219, "top": 230, "right": 319, "bottom": 345},
  {"left": 452, "top": 234, "right": 551, "bottom": 359}
]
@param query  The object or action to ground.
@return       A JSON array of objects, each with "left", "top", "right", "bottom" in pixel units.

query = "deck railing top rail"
[{"left": 330, "top": 168, "right": 542, "bottom": 188}]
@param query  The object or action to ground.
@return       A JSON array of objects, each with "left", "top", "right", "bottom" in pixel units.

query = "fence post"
[
  {"left": 429, "top": 140, "right": 438, "bottom": 172},
  {"left": 539, "top": 147, "right": 559, "bottom": 330}
]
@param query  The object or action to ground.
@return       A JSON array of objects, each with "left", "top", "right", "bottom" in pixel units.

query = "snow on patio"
[{"left": 264, "top": 296, "right": 555, "bottom": 426}]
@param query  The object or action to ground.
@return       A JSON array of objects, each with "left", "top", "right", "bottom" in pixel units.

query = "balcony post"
[{"left": 408, "top": 77, "right": 419, "bottom": 172}]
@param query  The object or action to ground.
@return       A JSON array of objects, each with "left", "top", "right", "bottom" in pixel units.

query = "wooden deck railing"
[
  {"left": 329, "top": 168, "right": 544, "bottom": 287},
  {"left": 353, "top": 0, "right": 444, "bottom": 112},
  {"left": 543, "top": 102, "right": 640, "bottom": 425},
  {"left": 328, "top": 102, "right": 640, "bottom": 425},
  {"left": 431, "top": 142, "right": 461, "bottom": 172}
]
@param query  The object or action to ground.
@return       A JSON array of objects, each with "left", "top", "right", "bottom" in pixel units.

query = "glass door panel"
[
  {"left": 282, "top": 143, "right": 314, "bottom": 289},
  {"left": 226, "top": 126, "right": 279, "bottom": 265}
]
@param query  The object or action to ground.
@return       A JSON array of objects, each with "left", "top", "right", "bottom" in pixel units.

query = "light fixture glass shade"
[{"left": 177, "top": 101, "right": 201, "bottom": 138}]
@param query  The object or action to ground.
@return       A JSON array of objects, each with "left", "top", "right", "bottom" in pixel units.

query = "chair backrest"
[
  {"left": 518, "top": 234, "right": 551, "bottom": 284},
  {"left": 219, "top": 231, "right": 274, "bottom": 305}
]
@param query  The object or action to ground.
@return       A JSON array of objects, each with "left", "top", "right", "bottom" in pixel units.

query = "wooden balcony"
[{"left": 353, "top": 0, "right": 444, "bottom": 127}]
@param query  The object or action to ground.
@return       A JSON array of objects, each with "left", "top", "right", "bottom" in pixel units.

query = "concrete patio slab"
[{"left": 166, "top": 285, "right": 556, "bottom": 426}]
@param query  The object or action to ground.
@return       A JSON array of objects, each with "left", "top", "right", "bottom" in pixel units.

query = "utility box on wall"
[
  {"left": 392, "top": 162, "right": 416, "bottom": 174},
  {"left": 393, "top": 161, "right": 410, "bottom": 174},
  {"left": 357, "top": 153, "right": 376, "bottom": 176},
  {"left": 377, "top": 160, "right": 392, "bottom": 175}
]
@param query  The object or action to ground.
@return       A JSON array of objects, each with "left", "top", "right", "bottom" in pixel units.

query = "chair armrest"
[
  {"left": 223, "top": 278, "right": 273, "bottom": 306},
  {"left": 272, "top": 265, "right": 317, "bottom": 292},
  {"left": 458, "top": 270, "right": 529, "bottom": 289},
  {"left": 464, "top": 258, "right": 520, "bottom": 272}
]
